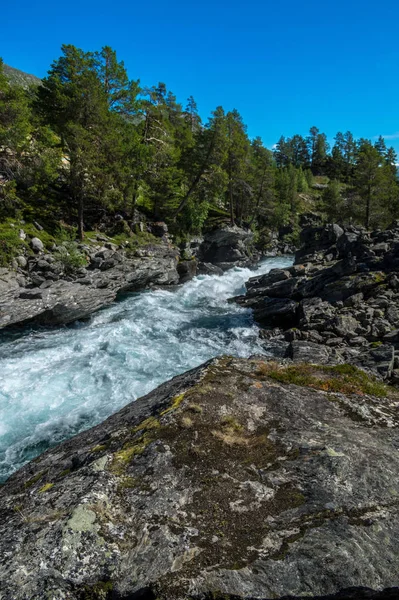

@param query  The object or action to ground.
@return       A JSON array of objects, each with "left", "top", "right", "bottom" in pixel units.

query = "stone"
[
  {"left": 199, "top": 225, "right": 255, "bottom": 269},
  {"left": 288, "top": 340, "right": 341, "bottom": 364},
  {"left": 30, "top": 237, "right": 44, "bottom": 252},
  {"left": 177, "top": 259, "right": 198, "bottom": 283},
  {"left": 253, "top": 297, "right": 298, "bottom": 328},
  {"left": 197, "top": 262, "right": 223, "bottom": 276},
  {"left": 151, "top": 221, "right": 169, "bottom": 237}
]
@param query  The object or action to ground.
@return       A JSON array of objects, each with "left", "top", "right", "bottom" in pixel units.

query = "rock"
[
  {"left": 33, "top": 220, "right": 43, "bottom": 231},
  {"left": 1, "top": 356, "right": 399, "bottom": 600},
  {"left": 234, "top": 220, "right": 399, "bottom": 381},
  {"left": 288, "top": 340, "right": 341, "bottom": 364},
  {"left": 35, "top": 259, "right": 52, "bottom": 271},
  {"left": 18, "top": 289, "right": 43, "bottom": 300},
  {"left": 30, "top": 237, "right": 44, "bottom": 252},
  {"left": 358, "top": 344, "right": 395, "bottom": 380},
  {"left": 331, "top": 314, "right": 362, "bottom": 338},
  {"left": 177, "top": 259, "right": 198, "bottom": 283},
  {"left": 299, "top": 297, "right": 336, "bottom": 330},
  {"left": 197, "top": 262, "right": 223, "bottom": 276},
  {"left": 151, "top": 221, "right": 169, "bottom": 238},
  {"left": 296, "top": 223, "right": 344, "bottom": 263},
  {"left": 199, "top": 225, "right": 254, "bottom": 269},
  {"left": 247, "top": 268, "right": 291, "bottom": 291},
  {"left": 18, "top": 229, "right": 26, "bottom": 240},
  {"left": 0, "top": 244, "right": 180, "bottom": 330},
  {"left": 253, "top": 297, "right": 298, "bottom": 328}
]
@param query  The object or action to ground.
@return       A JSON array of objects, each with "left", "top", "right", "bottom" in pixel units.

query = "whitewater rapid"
[{"left": 0, "top": 255, "right": 292, "bottom": 482}]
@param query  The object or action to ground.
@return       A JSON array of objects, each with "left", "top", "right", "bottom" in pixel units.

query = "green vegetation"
[
  {"left": 1, "top": 47, "right": 398, "bottom": 268},
  {"left": 38, "top": 482, "right": 54, "bottom": 493},
  {"left": 23, "top": 469, "right": 48, "bottom": 488},
  {"left": 53, "top": 243, "right": 88, "bottom": 273},
  {"left": 256, "top": 361, "right": 389, "bottom": 397}
]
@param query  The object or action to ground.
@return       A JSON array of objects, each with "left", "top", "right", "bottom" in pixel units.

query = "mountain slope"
[{"left": 3, "top": 64, "right": 41, "bottom": 88}]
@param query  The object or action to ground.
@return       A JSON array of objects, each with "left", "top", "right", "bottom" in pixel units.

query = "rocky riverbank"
[
  {"left": 1, "top": 355, "right": 399, "bottom": 599},
  {"left": 235, "top": 220, "right": 399, "bottom": 382},
  {"left": 0, "top": 223, "right": 260, "bottom": 330}
]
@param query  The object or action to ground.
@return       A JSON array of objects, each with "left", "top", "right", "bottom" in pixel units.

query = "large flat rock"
[{"left": 1, "top": 357, "right": 399, "bottom": 599}]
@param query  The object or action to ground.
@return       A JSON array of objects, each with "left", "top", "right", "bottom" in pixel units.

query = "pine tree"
[
  {"left": 374, "top": 135, "right": 387, "bottom": 158},
  {"left": 248, "top": 137, "right": 275, "bottom": 225},
  {"left": 224, "top": 109, "right": 251, "bottom": 225},
  {"left": 353, "top": 141, "right": 394, "bottom": 228},
  {"left": 322, "top": 180, "right": 343, "bottom": 222},
  {"left": 37, "top": 45, "right": 113, "bottom": 239}
]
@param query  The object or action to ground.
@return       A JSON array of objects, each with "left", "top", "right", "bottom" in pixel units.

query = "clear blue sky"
[{"left": 3, "top": 0, "right": 399, "bottom": 152}]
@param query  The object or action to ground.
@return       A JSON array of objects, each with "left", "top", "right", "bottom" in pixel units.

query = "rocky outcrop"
[
  {"left": 198, "top": 225, "right": 257, "bottom": 270},
  {"left": 235, "top": 221, "right": 399, "bottom": 381},
  {"left": 0, "top": 222, "right": 265, "bottom": 329},
  {"left": 0, "top": 241, "right": 179, "bottom": 329},
  {"left": 1, "top": 356, "right": 399, "bottom": 599}
]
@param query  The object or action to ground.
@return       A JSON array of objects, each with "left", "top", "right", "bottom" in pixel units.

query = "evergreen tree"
[
  {"left": 321, "top": 180, "right": 343, "bottom": 222},
  {"left": 374, "top": 135, "right": 387, "bottom": 158},
  {"left": 37, "top": 45, "right": 115, "bottom": 239},
  {"left": 224, "top": 109, "right": 251, "bottom": 225},
  {"left": 353, "top": 141, "right": 398, "bottom": 228},
  {"left": 248, "top": 137, "right": 275, "bottom": 225}
]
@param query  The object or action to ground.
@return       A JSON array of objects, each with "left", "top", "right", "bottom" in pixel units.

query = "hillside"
[{"left": 3, "top": 63, "right": 41, "bottom": 88}]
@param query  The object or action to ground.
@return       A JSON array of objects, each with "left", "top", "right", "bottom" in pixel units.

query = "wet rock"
[
  {"left": 177, "top": 259, "right": 198, "bottom": 283},
  {"left": 197, "top": 262, "right": 223, "bottom": 276}
]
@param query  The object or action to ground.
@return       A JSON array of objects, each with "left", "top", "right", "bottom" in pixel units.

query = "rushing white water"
[{"left": 0, "top": 255, "right": 292, "bottom": 482}]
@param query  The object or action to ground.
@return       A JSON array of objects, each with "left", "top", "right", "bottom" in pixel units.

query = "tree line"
[{"left": 0, "top": 44, "right": 398, "bottom": 242}]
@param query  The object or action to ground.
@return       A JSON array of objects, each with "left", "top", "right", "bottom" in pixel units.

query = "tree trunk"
[
  {"left": 78, "top": 196, "right": 84, "bottom": 241},
  {"left": 365, "top": 184, "right": 371, "bottom": 229},
  {"left": 229, "top": 180, "right": 234, "bottom": 226}
]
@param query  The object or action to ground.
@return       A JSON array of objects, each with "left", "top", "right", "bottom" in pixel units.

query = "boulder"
[
  {"left": 288, "top": 340, "right": 341, "bottom": 364},
  {"left": 197, "top": 262, "right": 224, "bottom": 276},
  {"left": 253, "top": 297, "right": 298, "bottom": 328},
  {"left": 30, "top": 237, "right": 44, "bottom": 252},
  {"left": 177, "top": 259, "right": 198, "bottom": 283},
  {"left": 199, "top": 225, "right": 254, "bottom": 269}
]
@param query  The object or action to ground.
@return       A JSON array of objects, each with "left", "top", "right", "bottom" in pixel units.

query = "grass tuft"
[{"left": 256, "top": 361, "right": 388, "bottom": 397}]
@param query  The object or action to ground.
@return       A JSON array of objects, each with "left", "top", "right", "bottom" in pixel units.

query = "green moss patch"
[
  {"left": 38, "top": 482, "right": 54, "bottom": 493},
  {"left": 256, "top": 361, "right": 389, "bottom": 398}
]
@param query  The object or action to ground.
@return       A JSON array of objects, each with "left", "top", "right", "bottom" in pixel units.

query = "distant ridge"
[{"left": 3, "top": 64, "right": 41, "bottom": 88}]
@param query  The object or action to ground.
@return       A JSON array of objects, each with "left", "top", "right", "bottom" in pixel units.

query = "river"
[{"left": 0, "top": 255, "right": 292, "bottom": 482}]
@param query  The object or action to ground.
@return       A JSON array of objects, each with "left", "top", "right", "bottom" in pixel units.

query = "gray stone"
[{"left": 30, "top": 237, "right": 44, "bottom": 252}]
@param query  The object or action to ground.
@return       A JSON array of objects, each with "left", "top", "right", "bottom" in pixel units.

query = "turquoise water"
[{"left": 0, "top": 256, "right": 292, "bottom": 482}]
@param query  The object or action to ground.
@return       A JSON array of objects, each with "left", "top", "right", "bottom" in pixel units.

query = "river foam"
[{"left": 0, "top": 255, "right": 292, "bottom": 482}]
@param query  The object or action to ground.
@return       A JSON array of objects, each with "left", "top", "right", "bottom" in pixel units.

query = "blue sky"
[{"left": 3, "top": 0, "right": 399, "bottom": 152}]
